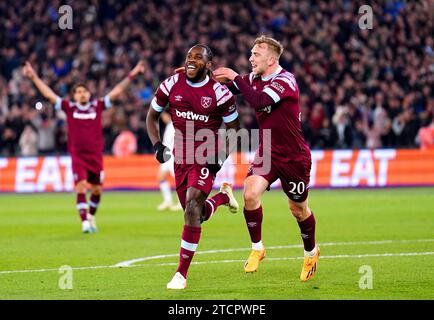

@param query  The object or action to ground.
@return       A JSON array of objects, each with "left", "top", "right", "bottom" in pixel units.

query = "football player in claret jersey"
[
  {"left": 146, "top": 44, "right": 240, "bottom": 289},
  {"left": 214, "top": 36, "right": 320, "bottom": 282},
  {"left": 22, "top": 61, "right": 145, "bottom": 233}
]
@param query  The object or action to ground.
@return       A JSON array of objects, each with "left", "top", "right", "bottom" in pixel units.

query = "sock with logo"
[
  {"left": 201, "top": 192, "right": 230, "bottom": 222},
  {"left": 176, "top": 225, "right": 202, "bottom": 278},
  {"left": 244, "top": 206, "right": 263, "bottom": 248},
  {"left": 76, "top": 193, "right": 88, "bottom": 221},
  {"left": 297, "top": 212, "right": 316, "bottom": 252},
  {"left": 89, "top": 193, "right": 100, "bottom": 216}
]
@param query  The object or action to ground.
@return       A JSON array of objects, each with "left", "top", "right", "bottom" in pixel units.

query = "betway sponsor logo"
[
  {"left": 175, "top": 109, "right": 209, "bottom": 122},
  {"left": 73, "top": 112, "right": 97, "bottom": 120}
]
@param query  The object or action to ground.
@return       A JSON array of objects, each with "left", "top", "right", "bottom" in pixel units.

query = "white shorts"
[{"left": 160, "top": 157, "right": 175, "bottom": 177}]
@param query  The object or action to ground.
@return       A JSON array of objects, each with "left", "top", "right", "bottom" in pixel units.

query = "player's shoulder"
[
  {"left": 209, "top": 78, "right": 234, "bottom": 106},
  {"left": 273, "top": 68, "right": 296, "bottom": 82},
  {"left": 272, "top": 68, "right": 297, "bottom": 90},
  {"left": 159, "top": 73, "right": 183, "bottom": 95},
  {"left": 210, "top": 78, "right": 231, "bottom": 94}
]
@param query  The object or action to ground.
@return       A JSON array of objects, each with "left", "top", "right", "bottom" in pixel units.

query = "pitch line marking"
[
  {"left": 1, "top": 238, "right": 433, "bottom": 275},
  {"left": 115, "top": 238, "right": 434, "bottom": 267},
  {"left": 0, "top": 251, "right": 433, "bottom": 275}
]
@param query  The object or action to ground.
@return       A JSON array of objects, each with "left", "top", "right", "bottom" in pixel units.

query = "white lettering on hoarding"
[
  {"left": 59, "top": 156, "right": 74, "bottom": 191},
  {"left": 15, "top": 157, "right": 38, "bottom": 192},
  {"left": 374, "top": 149, "right": 396, "bottom": 186},
  {"left": 351, "top": 150, "right": 376, "bottom": 186},
  {"left": 15, "top": 156, "right": 74, "bottom": 192},
  {"left": 36, "top": 157, "right": 63, "bottom": 192},
  {"left": 310, "top": 151, "right": 324, "bottom": 187},
  {"left": 330, "top": 150, "right": 396, "bottom": 187},
  {"left": 331, "top": 150, "right": 353, "bottom": 187}
]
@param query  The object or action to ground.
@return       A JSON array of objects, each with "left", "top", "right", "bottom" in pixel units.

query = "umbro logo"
[
  {"left": 182, "top": 254, "right": 190, "bottom": 260},
  {"left": 247, "top": 222, "right": 257, "bottom": 228},
  {"left": 198, "top": 180, "right": 205, "bottom": 186},
  {"left": 175, "top": 95, "right": 183, "bottom": 101},
  {"left": 301, "top": 233, "right": 309, "bottom": 239}
]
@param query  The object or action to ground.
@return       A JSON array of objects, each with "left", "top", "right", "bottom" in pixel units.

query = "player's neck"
[
  {"left": 186, "top": 75, "right": 209, "bottom": 88},
  {"left": 261, "top": 65, "right": 282, "bottom": 81}
]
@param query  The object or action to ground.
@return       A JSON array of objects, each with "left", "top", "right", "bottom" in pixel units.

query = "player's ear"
[
  {"left": 268, "top": 55, "right": 276, "bottom": 67},
  {"left": 206, "top": 60, "right": 212, "bottom": 69}
]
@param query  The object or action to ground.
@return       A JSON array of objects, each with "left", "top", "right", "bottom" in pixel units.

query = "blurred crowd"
[{"left": 1, "top": 0, "right": 433, "bottom": 157}]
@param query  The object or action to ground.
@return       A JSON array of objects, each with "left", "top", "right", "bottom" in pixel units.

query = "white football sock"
[
  {"left": 160, "top": 180, "right": 172, "bottom": 204},
  {"left": 252, "top": 241, "right": 264, "bottom": 251}
]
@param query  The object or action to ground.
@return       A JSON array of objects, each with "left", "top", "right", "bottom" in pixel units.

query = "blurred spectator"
[
  {"left": 417, "top": 117, "right": 434, "bottom": 150},
  {"left": 19, "top": 124, "right": 38, "bottom": 156},
  {"left": 112, "top": 130, "right": 137, "bottom": 157},
  {"left": 0, "top": 0, "right": 432, "bottom": 155},
  {"left": 32, "top": 113, "right": 56, "bottom": 154},
  {"left": 129, "top": 114, "right": 153, "bottom": 154},
  {"left": 331, "top": 106, "right": 352, "bottom": 149}
]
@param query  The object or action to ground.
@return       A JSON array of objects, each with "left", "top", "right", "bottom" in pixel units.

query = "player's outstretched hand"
[
  {"left": 213, "top": 67, "right": 239, "bottom": 82},
  {"left": 174, "top": 67, "right": 185, "bottom": 74},
  {"left": 130, "top": 60, "right": 145, "bottom": 77},
  {"left": 153, "top": 141, "right": 171, "bottom": 164},
  {"left": 22, "top": 61, "right": 36, "bottom": 80}
]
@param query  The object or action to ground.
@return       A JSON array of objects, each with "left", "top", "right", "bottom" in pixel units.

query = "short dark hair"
[
  {"left": 71, "top": 83, "right": 89, "bottom": 95},
  {"left": 194, "top": 44, "right": 213, "bottom": 62}
]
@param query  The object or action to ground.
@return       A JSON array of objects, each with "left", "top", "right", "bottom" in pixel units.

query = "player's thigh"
[
  {"left": 188, "top": 165, "right": 215, "bottom": 196},
  {"left": 244, "top": 159, "right": 278, "bottom": 208},
  {"left": 72, "top": 158, "right": 87, "bottom": 186},
  {"left": 175, "top": 184, "right": 187, "bottom": 210},
  {"left": 279, "top": 159, "right": 311, "bottom": 203},
  {"left": 88, "top": 170, "right": 104, "bottom": 186},
  {"left": 185, "top": 186, "right": 208, "bottom": 210},
  {"left": 243, "top": 175, "right": 269, "bottom": 204},
  {"left": 184, "top": 186, "right": 208, "bottom": 226}
]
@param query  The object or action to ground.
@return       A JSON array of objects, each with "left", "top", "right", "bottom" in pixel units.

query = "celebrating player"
[
  {"left": 22, "top": 60, "right": 145, "bottom": 233},
  {"left": 214, "top": 36, "right": 320, "bottom": 282},
  {"left": 146, "top": 44, "right": 240, "bottom": 289}
]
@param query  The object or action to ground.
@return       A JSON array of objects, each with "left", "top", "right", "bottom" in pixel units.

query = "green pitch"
[{"left": 0, "top": 188, "right": 433, "bottom": 300}]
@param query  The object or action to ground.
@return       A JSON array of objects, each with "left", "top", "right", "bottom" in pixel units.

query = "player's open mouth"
[{"left": 186, "top": 65, "right": 197, "bottom": 70}]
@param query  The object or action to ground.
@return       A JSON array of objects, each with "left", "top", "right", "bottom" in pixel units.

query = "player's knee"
[
  {"left": 76, "top": 181, "right": 87, "bottom": 194},
  {"left": 289, "top": 202, "right": 308, "bottom": 221},
  {"left": 91, "top": 185, "right": 102, "bottom": 195},
  {"left": 243, "top": 189, "right": 261, "bottom": 207},
  {"left": 184, "top": 198, "right": 204, "bottom": 222}
]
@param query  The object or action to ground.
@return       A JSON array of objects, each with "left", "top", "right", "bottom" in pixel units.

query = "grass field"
[{"left": 0, "top": 188, "right": 433, "bottom": 300}]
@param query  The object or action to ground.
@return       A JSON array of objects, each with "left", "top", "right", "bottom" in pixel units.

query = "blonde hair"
[{"left": 254, "top": 35, "right": 284, "bottom": 58}]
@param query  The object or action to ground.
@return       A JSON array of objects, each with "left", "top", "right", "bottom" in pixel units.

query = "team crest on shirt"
[{"left": 201, "top": 96, "right": 212, "bottom": 108}]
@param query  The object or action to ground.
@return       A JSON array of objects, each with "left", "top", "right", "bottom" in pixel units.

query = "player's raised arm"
[
  {"left": 106, "top": 60, "right": 145, "bottom": 102},
  {"left": 214, "top": 67, "right": 275, "bottom": 110},
  {"left": 22, "top": 61, "right": 58, "bottom": 105}
]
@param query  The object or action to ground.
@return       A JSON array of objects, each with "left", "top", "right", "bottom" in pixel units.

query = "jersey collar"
[
  {"left": 261, "top": 66, "right": 283, "bottom": 81},
  {"left": 75, "top": 102, "right": 91, "bottom": 111},
  {"left": 186, "top": 75, "right": 210, "bottom": 88}
]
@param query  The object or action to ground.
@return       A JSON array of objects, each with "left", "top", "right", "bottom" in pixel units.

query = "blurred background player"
[
  {"left": 157, "top": 111, "right": 182, "bottom": 211},
  {"left": 22, "top": 60, "right": 145, "bottom": 233},
  {"left": 147, "top": 44, "right": 240, "bottom": 289},
  {"left": 214, "top": 36, "right": 319, "bottom": 281}
]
